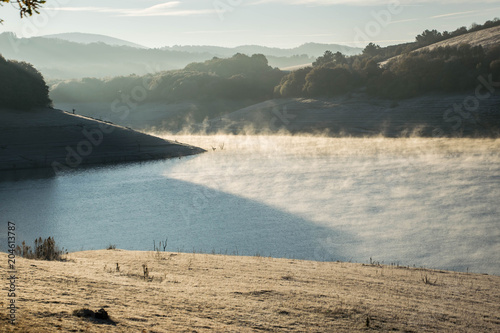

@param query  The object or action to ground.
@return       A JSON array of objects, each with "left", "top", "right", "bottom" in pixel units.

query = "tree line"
[
  {"left": 356, "top": 17, "right": 500, "bottom": 62},
  {"left": 275, "top": 18, "right": 500, "bottom": 100},
  {"left": 275, "top": 43, "right": 500, "bottom": 99},
  {"left": 50, "top": 53, "right": 285, "bottom": 103}
]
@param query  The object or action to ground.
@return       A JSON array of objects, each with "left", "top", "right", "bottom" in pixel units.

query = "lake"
[{"left": 1, "top": 135, "right": 499, "bottom": 275}]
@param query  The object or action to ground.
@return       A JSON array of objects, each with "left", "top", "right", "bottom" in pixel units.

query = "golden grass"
[{"left": 1, "top": 250, "right": 499, "bottom": 332}]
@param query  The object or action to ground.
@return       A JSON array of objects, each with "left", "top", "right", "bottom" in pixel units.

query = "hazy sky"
[{"left": 1, "top": 0, "right": 499, "bottom": 48}]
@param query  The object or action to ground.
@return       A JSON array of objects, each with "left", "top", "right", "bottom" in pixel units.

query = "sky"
[{"left": 1, "top": 0, "right": 500, "bottom": 49}]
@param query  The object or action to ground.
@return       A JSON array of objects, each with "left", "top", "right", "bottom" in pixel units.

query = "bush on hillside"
[
  {"left": 15, "top": 236, "right": 66, "bottom": 261},
  {"left": 0, "top": 54, "right": 52, "bottom": 110}
]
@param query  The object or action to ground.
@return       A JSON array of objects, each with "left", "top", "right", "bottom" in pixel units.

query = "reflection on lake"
[{"left": 1, "top": 135, "right": 499, "bottom": 274}]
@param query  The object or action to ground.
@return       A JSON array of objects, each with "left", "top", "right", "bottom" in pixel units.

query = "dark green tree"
[
  {"left": 415, "top": 29, "right": 443, "bottom": 46},
  {"left": 303, "top": 66, "right": 354, "bottom": 97},
  {"left": 275, "top": 67, "right": 312, "bottom": 97},
  {"left": 313, "top": 50, "right": 334, "bottom": 67},
  {"left": 362, "top": 43, "right": 381, "bottom": 57},
  {"left": 333, "top": 52, "right": 347, "bottom": 65}
]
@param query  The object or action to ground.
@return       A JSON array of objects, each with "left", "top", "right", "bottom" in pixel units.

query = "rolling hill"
[
  {"left": 41, "top": 32, "right": 147, "bottom": 49},
  {"left": 0, "top": 32, "right": 210, "bottom": 79},
  {"left": 421, "top": 25, "right": 500, "bottom": 51},
  {"left": 202, "top": 93, "right": 500, "bottom": 137},
  {"left": 0, "top": 32, "right": 358, "bottom": 79},
  {"left": 163, "top": 42, "right": 362, "bottom": 58},
  {"left": 380, "top": 25, "right": 500, "bottom": 67}
]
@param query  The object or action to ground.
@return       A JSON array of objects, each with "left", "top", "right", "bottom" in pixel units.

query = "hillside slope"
[
  {"left": 53, "top": 93, "right": 500, "bottom": 137},
  {"left": 204, "top": 93, "right": 500, "bottom": 137},
  {"left": 422, "top": 25, "right": 500, "bottom": 51},
  {"left": 41, "top": 32, "right": 147, "bottom": 49},
  {"left": 381, "top": 25, "right": 500, "bottom": 67},
  {"left": 0, "top": 108, "right": 204, "bottom": 173}
]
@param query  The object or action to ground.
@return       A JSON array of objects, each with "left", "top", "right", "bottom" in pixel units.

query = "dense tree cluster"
[
  {"left": 274, "top": 18, "right": 500, "bottom": 100},
  {"left": 50, "top": 53, "right": 285, "bottom": 103},
  {"left": 0, "top": 54, "right": 52, "bottom": 109},
  {"left": 275, "top": 44, "right": 500, "bottom": 100},
  {"left": 369, "top": 44, "right": 500, "bottom": 99}
]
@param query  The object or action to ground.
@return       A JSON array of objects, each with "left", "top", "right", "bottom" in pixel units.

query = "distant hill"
[
  {"left": 161, "top": 42, "right": 361, "bottom": 71},
  {"left": 0, "top": 32, "right": 356, "bottom": 79},
  {"left": 0, "top": 32, "right": 212, "bottom": 79},
  {"left": 41, "top": 32, "right": 147, "bottom": 49},
  {"left": 163, "top": 42, "right": 362, "bottom": 58}
]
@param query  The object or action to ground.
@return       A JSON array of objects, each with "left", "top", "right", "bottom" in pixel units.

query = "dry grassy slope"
[
  {"left": 206, "top": 94, "right": 500, "bottom": 137},
  {"left": 280, "top": 63, "right": 313, "bottom": 71},
  {"left": 380, "top": 25, "right": 500, "bottom": 67},
  {"left": 0, "top": 108, "right": 205, "bottom": 171},
  {"left": 420, "top": 25, "right": 500, "bottom": 51},
  {"left": 0, "top": 250, "right": 499, "bottom": 332}
]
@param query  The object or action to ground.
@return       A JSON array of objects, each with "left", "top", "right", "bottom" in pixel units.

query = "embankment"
[{"left": 0, "top": 108, "right": 205, "bottom": 172}]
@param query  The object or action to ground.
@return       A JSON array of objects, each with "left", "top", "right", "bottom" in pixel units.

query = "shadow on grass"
[{"left": 73, "top": 308, "right": 117, "bottom": 326}]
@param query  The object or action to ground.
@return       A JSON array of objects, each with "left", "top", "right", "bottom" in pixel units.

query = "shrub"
[
  {"left": 0, "top": 55, "right": 52, "bottom": 110},
  {"left": 15, "top": 236, "right": 66, "bottom": 261}
]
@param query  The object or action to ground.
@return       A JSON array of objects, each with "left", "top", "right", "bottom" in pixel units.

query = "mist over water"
[
  {"left": 1, "top": 135, "right": 499, "bottom": 274},
  {"left": 159, "top": 134, "right": 500, "bottom": 274}
]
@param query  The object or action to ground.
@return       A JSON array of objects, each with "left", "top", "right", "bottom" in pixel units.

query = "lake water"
[{"left": 1, "top": 135, "right": 499, "bottom": 275}]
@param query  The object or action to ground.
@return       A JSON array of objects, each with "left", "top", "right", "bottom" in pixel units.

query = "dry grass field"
[{"left": 1, "top": 250, "right": 499, "bottom": 332}]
